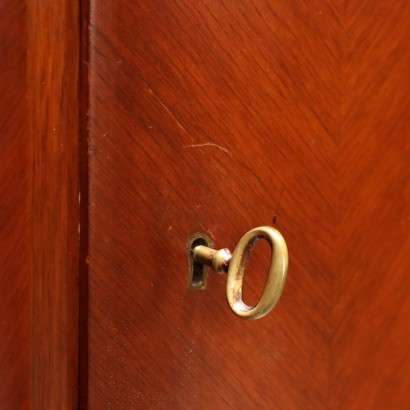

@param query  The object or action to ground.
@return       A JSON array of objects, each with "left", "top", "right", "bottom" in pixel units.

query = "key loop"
[{"left": 227, "top": 226, "right": 288, "bottom": 320}]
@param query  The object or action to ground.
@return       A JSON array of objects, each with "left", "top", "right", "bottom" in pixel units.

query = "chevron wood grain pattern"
[
  {"left": 334, "top": 2, "right": 410, "bottom": 408},
  {"left": 86, "top": 0, "right": 410, "bottom": 408},
  {"left": 0, "top": 1, "right": 80, "bottom": 408}
]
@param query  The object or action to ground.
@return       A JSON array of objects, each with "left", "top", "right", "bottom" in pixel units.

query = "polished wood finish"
[
  {"left": 0, "top": 1, "right": 29, "bottom": 407},
  {"left": 334, "top": 3, "right": 410, "bottom": 407},
  {"left": 87, "top": 0, "right": 409, "bottom": 408},
  {"left": 0, "top": 1, "right": 80, "bottom": 408},
  {"left": 79, "top": 0, "right": 91, "bottom": 407},
  {"left": 28, "top": 1, "right": 80, "bottom": 407}
]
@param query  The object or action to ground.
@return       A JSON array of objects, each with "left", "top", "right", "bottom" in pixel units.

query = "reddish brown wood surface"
[
  {"left": 79, "top": 0, "right": 91, "bottom": 407},
  {"left": 28, "top": 1, "right": 80, "bottom": 408},
  {"left": 87, "top": 0, "right": 410, "bottom": 408},
  {"left": 0, "top": 1, "right": 80, "bottom": 408},
  {"left": 0, "top": 1, "right": 30, "bottom": 407}
]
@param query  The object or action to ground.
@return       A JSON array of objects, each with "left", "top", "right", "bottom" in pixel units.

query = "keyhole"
[{"left": 187, "top": 234, "right": 213, "bottom": 291}]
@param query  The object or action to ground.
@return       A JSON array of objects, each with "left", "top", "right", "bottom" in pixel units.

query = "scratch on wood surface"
[
  {"left": 142, "top": 81, "right": 193, "bottom": 141},
  {"left": 182, "top": 143, "right": 229, "bottom": 154}
]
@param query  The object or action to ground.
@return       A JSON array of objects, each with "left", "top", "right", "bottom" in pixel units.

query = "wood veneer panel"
[
  {"left": 79, "top": 0, "right": 91, "bottom": 406},
  {"left": 87, "top": 1, "right": 336, "bottom": 408},
  {"left": 333, "top": 2, "right": 410, "bottom": 408},
  {"left": 1, "top": 1, "right": 80, "bottom": 408},
  {"left": 87, "top": 0, "right": 409, "bottom": 408},
  {"left": 0, "top": 1, "right": 30, "bottom": 407},
  {"left": 28, "top": 1, "right": 80, "bottom": 408}
]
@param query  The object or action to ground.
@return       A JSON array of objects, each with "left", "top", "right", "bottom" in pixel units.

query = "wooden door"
[{"left": 85, "top": 1, "right": 410, "bottom": 408}]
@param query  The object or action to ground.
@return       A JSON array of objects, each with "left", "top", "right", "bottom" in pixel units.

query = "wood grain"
[
  {"left": 334, "top": 2, "right": 410, "bottom": 408},
  {"left": 28, "top": 1, "right": 80, "bottom": 408},
  {"left": 86, "top": 0, "right": 410, "bottom": 408},
  {"left": 79, "top": 0, "right": 91, "bottom": 407},
  {"left": 0, "top": 1, "right": 30, "bottom": 407},
  {"left": 0, "top": 1, "right": 80, "bottom": 408}
]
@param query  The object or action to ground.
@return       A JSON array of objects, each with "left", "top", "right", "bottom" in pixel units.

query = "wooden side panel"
[
  {"left": 28, "top": 1, "right": 80, "bottom": 408},
  {"left": 0, "top": 1, "right": 30, "bottom": 407},
  {"left": 0, "top": 1, "right": 80, "bottom": 408}
]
